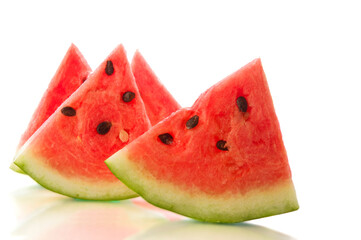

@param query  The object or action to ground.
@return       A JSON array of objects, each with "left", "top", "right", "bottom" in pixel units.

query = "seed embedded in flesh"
[
  {"left": 158, "top": 133, "right": 173, "bottom": 145},
  {"left": 119, "top": 129, "right": 129, "bottom": 143},
  {"left": 186, "top": 115, "right": 199, "bottom": 129},
  {"left": 236, "top": 96, "right": 248, "bottom": 112},
  {"left": 122, "top": 91, "right": 135, "bottom": 102},
  {"left": 216, "top": 140, "right": 228, "bottom": 151},
  {"left": 97, "top": 121, "right": 112, "bottom": 135},
  {"left": 105, "top": 60, "right": 114, "bottom": 75},
  {"left": 81, "top": 77, "right": 87, "bottom": 83},
  {"left": 61, "top": 106, "right": 76, "bottom": 117}
]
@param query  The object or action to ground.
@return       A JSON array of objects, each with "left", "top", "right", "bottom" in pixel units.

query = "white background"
[{"left": 1, "top": 1, "right": 361, "bottom": 239}]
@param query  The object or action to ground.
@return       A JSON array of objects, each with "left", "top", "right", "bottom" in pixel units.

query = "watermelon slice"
[
  {"left": 14, "top": 45, "right": 151, "bottom": 200},
  {"left": 131, "top": 51, "right": 181, "bottom": 125},
  {"left": 106, "top": 58, "right": 299, "bottom": 222},
  {"left": 10, "top": 44, "right": 91, "bottom": 173}
]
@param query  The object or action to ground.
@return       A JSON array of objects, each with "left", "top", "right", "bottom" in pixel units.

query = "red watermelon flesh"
[
  {"left": 131, "top": 51, "right": 181, "bottom": 125},
  {"left": 17, "top": 44, "right": 91, "bottom": 149},
  {"left": 106, "top": 58, "right": 299, "bottom": 222},
  {"left": 11, "top": 44, "right": 91, "bottom": 173},
  {"left": 14, "top": 45, "right": 151, "bottom": 200}
]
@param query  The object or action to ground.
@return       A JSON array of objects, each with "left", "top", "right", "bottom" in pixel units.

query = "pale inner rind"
[
  {"left": 106, "top": 149, "right": 299, "bottom": 223},
  {"left": 15, "top": 149, "right": 138, "bottom": 200}
]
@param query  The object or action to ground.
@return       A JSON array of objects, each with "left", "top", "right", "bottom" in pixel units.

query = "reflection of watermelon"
[
  {"left": 132, "top": 221, "right": 294, "bottom": 240},
  {"left": 106, "top": 58, "right": 299, "bottom": 222},
  {"left": 13, "top": 188, "right": 168, "bottom": 240},
  {"left": 131, "top": 51, "right": 181, "bottom": 125},
  {"left": 14, "top": 45, "right": 151, "bottom": 200},
  {"left": 10, "top": 44, "right": 91, "bottom": 173}
]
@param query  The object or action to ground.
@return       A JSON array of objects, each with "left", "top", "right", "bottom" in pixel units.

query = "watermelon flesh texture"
[
  {"left": 106, "top": 58, "right": 299, "bottom": 222},
  {"left": 12, "top": 48, "right": 180, "bottom": 175},
  {"left": 14, "top": 45, "right": 151, "bottom": 200},
  {"left": 131, "top": 50, "right": 181, "bottom": 125},
  {"left": 10, "top": 44, "right": 91, "bottom": 173}
]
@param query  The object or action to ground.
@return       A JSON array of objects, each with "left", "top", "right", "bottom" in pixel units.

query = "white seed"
[{"left": 119, "top": 129, "right": 129, "bottom": 143}]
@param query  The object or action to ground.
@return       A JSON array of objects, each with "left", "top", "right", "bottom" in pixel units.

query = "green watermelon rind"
[
  {"left": 15, "top": 149, "right": 139, "bottom": 201},
  {"left": 105, "top": 149, "right": 299, "bottom": 223},
  {"left": 10, "top": 162, "right": 25, "bottom": 174}
]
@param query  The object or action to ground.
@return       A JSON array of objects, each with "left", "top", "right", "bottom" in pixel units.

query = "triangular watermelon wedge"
[
  {"left": 106, "top": 58, "right": 299, "bottom": 222},
  {"left": 12, "top": 48, "right": 181, "bottom": 176},
  {"left": 14, "top": 45, "right": 151, "bottom": 200},
  {"left": 10, "top": 44, "right": 91, "bottom": 174},
  {"left": 131, "top": 51, "right": 181, "bottom": 125}
]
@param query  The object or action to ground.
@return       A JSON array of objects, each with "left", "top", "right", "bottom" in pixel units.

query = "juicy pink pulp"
[
  {"left": 26, "top": 45, "right": 150, "bottom": 182},
  {"left": 131, "top": 51, "right": 181, "bottom": 125},
  {"left": 124, "top": 59, "right": 292, "bottom": 195},
  {"left": 18, "top": 44, "right": 91, "bottom": 150}
]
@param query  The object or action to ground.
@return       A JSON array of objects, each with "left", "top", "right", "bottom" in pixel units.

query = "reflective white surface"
[
  {"left": 1, "top": 1, "right": 361, "bottom": 239},
  {"left": 12, "top": 188, "right": 166, "bottom": 239},
  {"left": 8, "top": 183, "right": 295, "bottom": 240}
]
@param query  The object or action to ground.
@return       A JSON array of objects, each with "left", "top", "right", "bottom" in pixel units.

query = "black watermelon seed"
[
  {"left": 236, "top": 96, "right": 248, "bottom": 112},
  {"left": 122, "top": 91, "right": 136, "bottom": 102},
  {"left": 61, "top": 106, "right": 76, "bottom": 117},
  {"left": 96, "top": 121, "right": 112, "bottom": 135},
  {"left": 186, "top": 115, "right": 199, "bottom": 129},
  {"left": 158, "top": 133, "right": 173, "bottom": 145},
  {"left": 105, "top": 60, "right": 114, "bottom": 75},
  {"left": 216, "top": 140, "right": 228, "bottom": 151}
]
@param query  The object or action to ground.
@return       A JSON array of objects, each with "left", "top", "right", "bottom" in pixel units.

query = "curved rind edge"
[
  {"left": 14, "top": 150, "right": 138, "bottom": 201},
  {"left": 10, "top": 162, "right": 26, "bottom": 174},
  {"left": 106, "top": 149, "right": 299, "bottom": 223}
]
